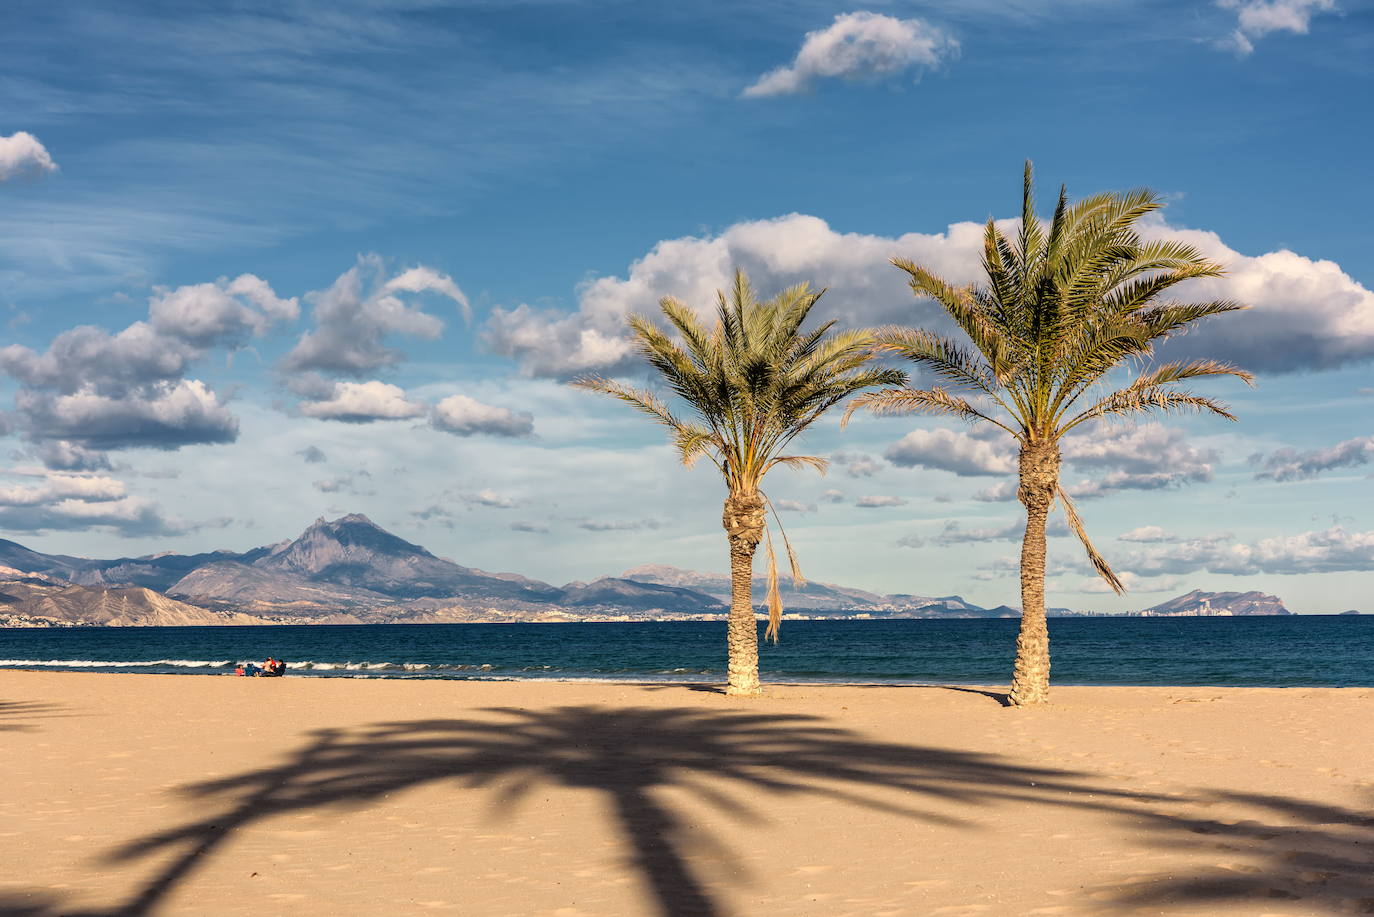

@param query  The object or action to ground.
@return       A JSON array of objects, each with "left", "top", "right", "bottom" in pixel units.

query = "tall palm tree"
[
  {"left": 575, "top": 270, "right": 904, "bottom": 695},
  {"left": 847, "top": 163, "right": 1253, "bottom": 706}
]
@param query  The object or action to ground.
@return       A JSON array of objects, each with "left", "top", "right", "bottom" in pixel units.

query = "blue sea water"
[{"left": 1, "top": 616, "right": 1370, "bottom": 686}]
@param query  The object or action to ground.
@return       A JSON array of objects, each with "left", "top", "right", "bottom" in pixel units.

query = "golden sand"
[{"left": 1, "top": 671, "right": 1370, "bottom": 916}]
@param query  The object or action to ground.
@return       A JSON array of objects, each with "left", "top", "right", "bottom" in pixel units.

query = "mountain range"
[{"left": 0, "top": 513, "right": 1301, "bottom": 626}]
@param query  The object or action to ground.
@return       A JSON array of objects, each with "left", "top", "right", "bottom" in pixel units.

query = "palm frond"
[{"left": 1057, "top": 486, "right": 1124, "bottom": 595}]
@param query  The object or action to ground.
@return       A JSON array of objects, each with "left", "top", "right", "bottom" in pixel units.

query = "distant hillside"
[
  {"left": 622, "top": 563, "right": 1014, "bottom": 617},
  {"left": 0, "top": 579, "right": 268, "bottom": 626},
  {"left": 1143, "top": 590, "right": 1292, "bottom": 616}
]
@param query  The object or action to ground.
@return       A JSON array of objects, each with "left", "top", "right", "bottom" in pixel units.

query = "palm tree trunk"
[
  {"left": 722, "top": 491, "right": 765, "bottom": 696},
  {"left": 1009, "top": 442, "right": 1060, "bottom": 707}
]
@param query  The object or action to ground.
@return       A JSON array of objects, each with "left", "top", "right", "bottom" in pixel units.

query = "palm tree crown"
[
  {"left": 576, "top": 270, "right": 903, "bottom": 691},
  {"left": 848, "top": 163, "right": 1252, "bottom": 703}
]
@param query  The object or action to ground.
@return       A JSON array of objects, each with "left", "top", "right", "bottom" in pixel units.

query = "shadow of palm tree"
[
  {"left": 86, "top": 705, "right": 1156, "bottom": 917},
  {"left": 1099, "top": 788, "right": 1374, "bottom": 913},
  {"left": 5, "top": 705, "right": 1368, "bottom": 917},
  {"left": 0, "top": 700, "right": 66, "bottom": 732}
]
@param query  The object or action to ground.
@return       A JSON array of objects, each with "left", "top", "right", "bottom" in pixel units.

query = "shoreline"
[
  {"left": 5, "top": 665, "right": 1374, "bottom": 690},
  {"left": 3, "top": 670, "right": 1371, "bottom": 916}
]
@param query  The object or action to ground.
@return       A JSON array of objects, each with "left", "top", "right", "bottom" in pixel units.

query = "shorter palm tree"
[
  {"left": 848, "top": 163, "right": 1253, "bottom": 706},
  {"left": 575, "top": 270, "right": 904, "bottom": 695}
]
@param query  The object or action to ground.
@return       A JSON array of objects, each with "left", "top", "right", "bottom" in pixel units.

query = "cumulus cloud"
[
  {"left": 1217, "top": 0, "right": 1336, "bottom": 55},
  {"left": 484, "top": 213, "right": 990, "bottom": 378},
  {"left": 461, "top": 489, "right": 517, "bottom": 509},
  {"left": 896, "top": 533, "right": 925, "bottom": 548},
  {"left": 972, "top": 480, "right": 1017, "bottom": 503},
  {"left": 148, "top": 274, "right": 298, "bottom": 347},
  {"left": 298, "top": 381, "right": 425, "bottom": 423},
  {"left": 281, "top": 255, "right": 458, "bottom": 376},
  {"left": 486, "top": 209, "right": 1374, "bottom": 380},
  {"left": 1139, "top": 214, "right": 1374, "bottom": 372},
  {"left": 296, "top": 445, "right": 328, "bottom": 464},
  {"left": 885, "top": 428, "right": 1016, "bottom": 476},
  {"left": 831, "top": 451, "right": 881, "bottom": 478},
  {"left": 1252, "top": 435, "right": 1374, "bottom": 482},
  {"left": 0, "top": 474, "right": 125, "bottom": 507},
  {"left": 1113, "top": 526, "right": 1374, "bottom": 576},
  {"left": 856, "top": 494, "right": 906, "bottom": 508},
  {"left": 431, "top": 394, "right": 534, "bottom": 438},
  {"left": 774, "top": 499, "right": 818, "bottom": 513},
  {"left": 1062, "top": 425, "right": 1217, "bottom": 498},
  {"left": 32, "top": 440, "right": 112, "bottom": 471},
  {"left": 0, "top": 132, "right": 58, "bottom": 181},
  {"left": 0, "top": 471, "right": 181, "bottom": 536},
  {"left": 1, "top": 273, "right": 293, "bottom": 457},
  {"left": 820, "top": 489, "right": 846, "bottom": 504},
  {"left": 742, "top": 12, "right": 958, "bottom": 98},
  {"left": 13, "top": 380, "right": 238, "bottom": 451}
]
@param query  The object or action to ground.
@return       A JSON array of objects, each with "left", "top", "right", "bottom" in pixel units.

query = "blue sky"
[{"left": 2, "top": 0, "right": 1372, "bottom": 612}]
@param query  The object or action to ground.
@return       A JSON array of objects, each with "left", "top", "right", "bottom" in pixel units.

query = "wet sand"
[{"left": 1, "top": 670, "right": 1371, "bottom": 916}]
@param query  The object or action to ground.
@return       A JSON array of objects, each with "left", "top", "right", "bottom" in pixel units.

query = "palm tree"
[
  {"left": 575, "top": 270, "right": 904, "bottom": 695},
  {"left": 847, "top": 163, "right": 1253, "bottom": 706}
]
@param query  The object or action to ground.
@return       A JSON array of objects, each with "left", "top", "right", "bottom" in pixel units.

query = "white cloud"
[
  {"left": 148, "top": 274, "right": 298, "bottom": 346},
  {"left": 856, "top": 494, "right": 906, "bottom": 508},
  {"left": 0, "top": 474, "right": 125, "bottom": 507},
  {"left": 972, "top": 480, "right": 1017, "bottom": 503},
  {"left": 1062, "top": 425, "right": 1217, "bottom": 498},
  {"left": 831, "top": 451, "right": 881, "bottom": 478},
  {"left": 485, "top": 209, "right": 1374, "bottom": 379},
  {"left": 885, "top": 428, "right": 1016, "bottom": 476},
  {"left": 1217, "top": 0, "right": 1336, "bottom": 55},
  {"left": 1116, "top": 526, "right": 1374, "bottom": 576},
  {"left": 774, "top": 499, "right": 818, "bottom": 513},
  {"left": 0, "top": 132, "right": 58, "bottom": 181},
  {"left": 484, "top": 213, "right": 989, "bottom": 377},
  {"left": 1252, "top": 434, "right": 1374, "bottom": 482},
  {"left": 1140, "top": 214, "right": 1374, "bottom": 372},
  {"left": 431, "top": 394, "right": 534, "bottom": 438},
  {"left": 282, "top": 255, "right": 453, "bottom": 376},
  {"left": 0, "top": 470, "right": 181, "bottom": 536},
  {"left": 821, "top": 489, "right": 846, "bottom": 503},
  {"left": 1, "top": 272, "right": 292, "bottom": 457},
  {"left": 462, "top": 489, "right": 517, "bottom": 509},
  {"left": 14, "top": 380, "right": 238, "bottom": 451},
  {"left": 298, "top": 381, "right": 425, "bottom": 423},
  {"left": 743, "top": 12, "right": 958, "bottom": 98}
]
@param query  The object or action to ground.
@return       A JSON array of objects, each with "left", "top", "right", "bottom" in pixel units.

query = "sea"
[{"left": 1, "top": 616, "right": 1370, "bottom": 686}]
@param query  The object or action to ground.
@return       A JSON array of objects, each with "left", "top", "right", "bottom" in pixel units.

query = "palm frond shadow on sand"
[
  {"left": 0, "top": 699, "right": 67, "bottom": 732},
  {"left": 2, "top": 705, "right": 1371, "bottom": 917}
]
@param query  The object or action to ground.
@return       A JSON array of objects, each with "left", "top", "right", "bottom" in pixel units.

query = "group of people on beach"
[{"left": 235, "top": 657, "right": 287, "bottom": 677}]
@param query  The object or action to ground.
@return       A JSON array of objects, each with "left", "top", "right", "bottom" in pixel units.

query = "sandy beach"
[{"left": 1, "top": 671, "right": 1370, "bottom": 917}]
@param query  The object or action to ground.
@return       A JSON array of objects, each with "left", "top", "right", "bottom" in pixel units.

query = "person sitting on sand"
[
  {"left": 273, "top": 659, "right": 287, "bottom": 676},
  {"left": 234, "top": 664, "right": 245, "bottom": 677},
  {"left": 243, "top": 661, "right": 261, "bottom": 677}
]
